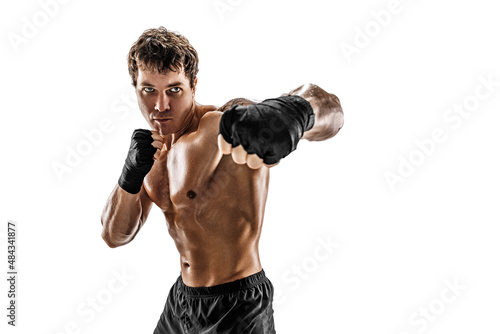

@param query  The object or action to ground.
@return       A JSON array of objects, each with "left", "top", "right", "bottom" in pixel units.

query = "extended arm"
[
  {"left": 217, "top": 83, "right": 344, "bottom": 168},
  {"left": 286, "top": 83, "right": 344, "bottom": 141}
]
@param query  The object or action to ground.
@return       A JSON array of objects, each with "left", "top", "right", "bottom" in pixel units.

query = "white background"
[{"left": 1, "top": 0, "right": 499, "bottom": 333}]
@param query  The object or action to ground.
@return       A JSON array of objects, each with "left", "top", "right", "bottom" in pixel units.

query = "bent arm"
[
  {"left": 101, "top": 184, "right": 153, "bottom": 248},
  {"left": 287, "top": 83, "right": 344, "bottom": 141}
]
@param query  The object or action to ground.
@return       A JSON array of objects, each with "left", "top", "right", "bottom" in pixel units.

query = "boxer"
[{"left": 101, "top": 26, "right": 343, "bottom": 334}]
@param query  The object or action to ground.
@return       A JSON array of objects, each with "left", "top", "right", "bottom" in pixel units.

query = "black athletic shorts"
[{"left": 153, "top": 269, "right": 276, "bottom": 334}]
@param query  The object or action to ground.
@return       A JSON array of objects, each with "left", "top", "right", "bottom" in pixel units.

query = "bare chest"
[{"left": 143, "top": 136, "right": 221, "bottom": 212}]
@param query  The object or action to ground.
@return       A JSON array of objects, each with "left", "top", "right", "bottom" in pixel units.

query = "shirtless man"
[{"left": 101, "top": 27, "right": 343, "bottom": 334}]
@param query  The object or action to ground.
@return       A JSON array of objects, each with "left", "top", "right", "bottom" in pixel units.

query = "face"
[{"left": 136, "top": 68, "right": 197, "bottom": 136}]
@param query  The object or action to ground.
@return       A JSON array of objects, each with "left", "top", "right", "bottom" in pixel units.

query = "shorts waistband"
[{"left": 178, "top": 269, "right": 267, "bottom": 297}]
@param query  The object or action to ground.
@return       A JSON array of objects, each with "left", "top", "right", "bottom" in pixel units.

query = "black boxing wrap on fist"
[
  {"left": 219, "top": 95, "right": 315, "bottom": 165},
  {"left": 118, "top": 129, "right": 156, "bottom": 194}
]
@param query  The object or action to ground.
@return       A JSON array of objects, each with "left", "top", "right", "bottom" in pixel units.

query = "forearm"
[
  {"left": 218, "top": 88, "right": 342, "bottom": 167},
  {"left": 101, "top": 184, "right": 144, "bottom": 248},
  {"left": 287, "top": 83, "right": 344, "bottom": 141}
]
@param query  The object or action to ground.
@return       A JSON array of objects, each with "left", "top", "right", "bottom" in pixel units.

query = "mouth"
[{"left": 154, "top": 118, "right": 172, "bottom": 123}]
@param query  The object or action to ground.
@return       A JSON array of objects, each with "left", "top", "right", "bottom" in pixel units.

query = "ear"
[{"left": 192, "top": 77, "right": 198, "bottom": 94}]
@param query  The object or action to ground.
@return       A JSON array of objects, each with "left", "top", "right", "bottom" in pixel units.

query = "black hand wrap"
[
  {"left": 219, "top": 95, "right": 315, "bottom": 165},
  {"left": 118, "top": 129, "right": 156, "bottom": 194}
]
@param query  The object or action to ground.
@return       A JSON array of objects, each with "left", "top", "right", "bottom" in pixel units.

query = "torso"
[{"left": 143, "top": 104, "right": 270, "bottom": 287}]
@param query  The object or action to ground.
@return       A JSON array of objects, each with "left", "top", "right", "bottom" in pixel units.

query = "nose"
[{"left": 155, "top": 92, "right": 170, "bottom": 112}]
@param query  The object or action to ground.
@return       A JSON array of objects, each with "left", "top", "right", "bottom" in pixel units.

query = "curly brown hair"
[{"left": 127, "top": 27, "right": 199, "bottom": 88}]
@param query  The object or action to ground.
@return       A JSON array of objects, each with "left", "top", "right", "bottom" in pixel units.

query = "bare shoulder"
[
  {"left": 200, "top": 110, "right": 222, "bottom": 126},
  {"left": 218, "top": 97, "right": 257, "bottom": 112},
  {"left": 197, "top": 97, "right": 255, "bottom": 130},
  {"left": 195, "top": 98, "right": 257, "bottom": 136},
  {"left": 196, "top": 110, "right": 222, "bottom": 140}
]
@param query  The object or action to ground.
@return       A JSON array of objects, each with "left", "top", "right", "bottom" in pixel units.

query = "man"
[{"left": 101, "top": 27, "right": 343, "bottom": 334}]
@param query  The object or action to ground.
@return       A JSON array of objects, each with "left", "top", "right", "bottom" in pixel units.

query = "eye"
[
  {"left": 169, "top": 87, "right": 181, "bottom": 93},
  {"left": 143, "top": 87, "right": 155, "bottom": 93}
]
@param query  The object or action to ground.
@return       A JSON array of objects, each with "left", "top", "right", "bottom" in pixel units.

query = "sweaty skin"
[{"left": 101, "top": 69, "right": 343, "bottom": 287}]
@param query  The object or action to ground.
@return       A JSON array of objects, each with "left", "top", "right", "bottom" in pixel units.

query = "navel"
[{"left": 186, "top": 190, "right": 197, "bottom": 199}]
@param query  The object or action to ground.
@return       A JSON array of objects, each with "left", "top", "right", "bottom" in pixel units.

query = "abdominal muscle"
[{"left": 164, "top": 208, "right": 264, "bottom": 287}]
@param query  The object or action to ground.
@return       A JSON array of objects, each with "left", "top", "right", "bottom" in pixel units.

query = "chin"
[{"left": 157, "top": 124, "right": 175, "bottom": 136}]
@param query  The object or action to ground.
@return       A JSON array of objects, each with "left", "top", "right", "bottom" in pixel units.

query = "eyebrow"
[{"left": 139, "top": 81, "right": 183, "bottom": 87}]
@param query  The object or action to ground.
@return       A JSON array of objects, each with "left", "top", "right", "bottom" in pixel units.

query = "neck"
[{"left": 170, "top": 100, "right": 198, "bottom": 146}]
